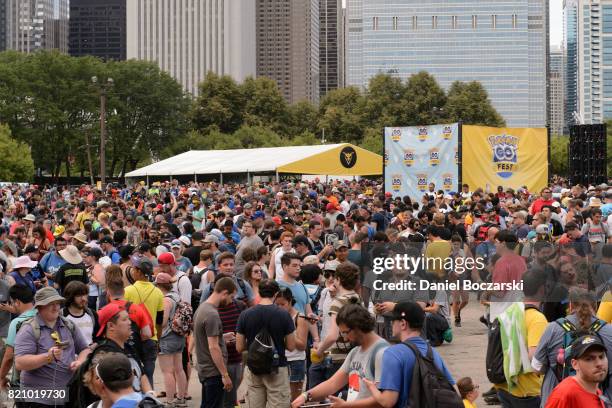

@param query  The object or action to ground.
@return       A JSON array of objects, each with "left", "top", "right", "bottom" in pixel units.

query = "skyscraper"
[
  {"left": 566, "top": 0, "right": 612, "bottom": 124},
  {"left": 550, "top": 47, "right": 565, "bottom": 135},
  {"left": 126, "top": 0, "right": 256, "bottom": 96},
  {"left": 6, "top": 0, "right": 69, "bottom": 53},
  {"left": 346, "top": 0, "right": 548, "bottom": 127},
  {"left": 69, "top": 0, "right": 127, "bottom": 61},
  {"left": 564, "top": 0, "right": 579, "bottom": 127},
  {"left": 256, "top": 0, "right": 320, "bottom": 104},
  {"left": 319, "top": 0, "right": 343, "bottom": 97},
  {"left": 0, "top": 1, "right": 7, "bottom": 51}
]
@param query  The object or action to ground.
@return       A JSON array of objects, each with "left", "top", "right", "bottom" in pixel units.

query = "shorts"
[
  {"left": 159, "top": 331, "right": 185, "bottom": 355},
  {"left": 287, "top": 360, "right": 306, "bottom": 383}
]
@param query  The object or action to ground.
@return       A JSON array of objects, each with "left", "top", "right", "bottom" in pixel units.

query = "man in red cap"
[
  {"left": 325, "top": 203, "right": 341, "bottom": 230},
  {"left": 157, "top": 252, "right": 192, "bottom": 305}
]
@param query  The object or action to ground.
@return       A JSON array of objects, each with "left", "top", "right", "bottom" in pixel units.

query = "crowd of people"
[{"left": 0, "top": 177, "right": 608, "bottom": 408}]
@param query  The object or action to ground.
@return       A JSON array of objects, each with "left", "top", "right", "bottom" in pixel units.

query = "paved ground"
[{"left": 154, "top": 293, "right": 498, "bottom": 407}]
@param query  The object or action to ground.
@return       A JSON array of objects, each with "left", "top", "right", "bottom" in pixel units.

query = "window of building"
[
  {"left": 412, "top": 15, "right": 418, "bottom": 30},
  {"left": 512, "top": 14, "right": 518, "bottom": 28},
  {"left": 392, "top": 16, "right": 398, "bottom": 30},
  {"left": 373, "top": 16, "right": 378, "bottom": 30},
  {"left": 432, "top": 16, "right": 438, "bottom": 29},
  {"left": 452, "top": 15, "right": 458, "bottom": 29},
  {"left": 492, "top": 14, "right": 497, "bottom": 29},
  {"left": 472, "top": 15, "right": 477, "bottom": 29},
  {"left": 603, "top": 5, "right": 612, "bottom": 33},
  {"left": 603, "top": 38, "right": 612, "bottom": 63}
]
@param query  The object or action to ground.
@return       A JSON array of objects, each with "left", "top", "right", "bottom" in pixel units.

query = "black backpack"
[
  {"left": 246, "top": 327, "right": 277, "bottom": 375},
  {"left": 137, "top": 396, "right": 165, "bottom": 408},
  {"left": 486, "top": 304, "right": 539, "bottom": 385},
  {"left": 401, "top": 341, "right": 463, "bottom": 408}
]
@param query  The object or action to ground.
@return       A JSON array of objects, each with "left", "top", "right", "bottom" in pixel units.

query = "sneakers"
[
  {"left": 482, "top": 387, "right": 497, "bottom": 398},
  {"left": 454, "top": 316, "right": 461, "bottom": 327},
  {"left": 169, "top": 398, "right": 188, "bottom": 407}
]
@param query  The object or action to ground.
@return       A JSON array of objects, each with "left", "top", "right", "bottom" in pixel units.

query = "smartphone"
[{"left": 302, "top": 404, "right": 332, "bottom": 408}]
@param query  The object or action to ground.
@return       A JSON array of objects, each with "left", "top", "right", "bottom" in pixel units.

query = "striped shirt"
[{"left": 218, "top": 301, "right": 243, "bottom": 364}]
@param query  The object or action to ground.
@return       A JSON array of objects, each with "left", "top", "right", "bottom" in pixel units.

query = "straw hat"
[{"left": 59, "top": 245, "right": 83, "bottom": 264}]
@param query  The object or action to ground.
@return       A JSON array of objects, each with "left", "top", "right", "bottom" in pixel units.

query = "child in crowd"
[{"left": 457, "top": 377, "right": 479, "bottom": 408}]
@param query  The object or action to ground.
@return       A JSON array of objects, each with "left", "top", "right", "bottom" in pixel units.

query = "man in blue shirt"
[{"left": 364, "top": 302, "right": 455, "bottom": 408}]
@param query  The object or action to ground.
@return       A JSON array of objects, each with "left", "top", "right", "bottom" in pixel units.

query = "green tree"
[
  {"left": 362, "top": 73, "right": 405, "bottom": 128},
  {"left": 318, "top": 87, "right": 366, "bottom": 144},
  {"left": 402, "top": 71, "right": 448, "bottom": 125},
  {"left": 241, "top": 77, "right": 288, "bottom": 133},
  {"left": 445, "top": 81, "right": 505, "bottom": 126},
  {"left": 550, "top": 135, "right": 569, "bottom": 176},
  {"left": 192, "top": 72, "right": 244, "bottom": 134},
  {"left": 285, "top": 101, "right": 319, "bottom": 137},
  {"left": 360, "top": 127, "right": 383, "bottom": 154},
  {"left": 233, "top": 125, "right": 283, "bottom": 148},
  {"left": 0, "top": 125, "right": 34, "bottom": 181},
  {"left": 287, "top": 131, "right": 321, "bottom": 146}
]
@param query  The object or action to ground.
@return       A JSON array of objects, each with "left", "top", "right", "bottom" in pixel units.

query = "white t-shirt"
[
  {"left": 65, "top": 310, "right": 95, "bottom": 345},
  {"left": 273, "top": 247, "right": 295, "bottom": 282},
  {"left": 172, "top": 271, "right": 193, "bottom": 304}
]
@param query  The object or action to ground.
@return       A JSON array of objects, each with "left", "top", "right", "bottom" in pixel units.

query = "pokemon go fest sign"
[
  {"left": 384, "top": 124, "right": 460, "bottom": 199},
  {"left": 384, "top": 124, "right": 549, "bottom": 198}
]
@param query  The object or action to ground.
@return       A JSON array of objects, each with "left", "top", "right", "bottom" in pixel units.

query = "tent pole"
[
  {"left": 247, "top": 170, "right": 250, "bottom": 185},
  {"left": 220, "top": 172, "right": 224, "bottom": 185},
  {"left": 276, "top": 170, "right": 279, "bottom": 183},
  {"left": 146, "top": 174, "right": 149, "bottom": 187},
  {"left": 194, "top": 173, "right": 198, "bottom": 184}
]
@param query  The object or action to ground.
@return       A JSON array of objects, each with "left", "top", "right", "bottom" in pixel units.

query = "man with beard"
[
  {"left": 193, "top": 277, "right": 237, "bottom": 408},
  {"left": 545, "top": 335, "right": 610, "bottom": 408}
]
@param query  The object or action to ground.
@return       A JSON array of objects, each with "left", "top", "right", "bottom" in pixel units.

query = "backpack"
[
  {"left": 124, "top": 302, "right": 145, "bottom": 362},
  {"left": 486, "top": 304, "right": 539, "bottom": 385},
  {"left": 137, "top": 396, "right": 165, "bottom": 408},
  {"left": 165, "top": 295, "right": 193, "bottom": 336},
  {"left": 246, "top": 326, "right": 278, "bottom": 375},
  {"left": 554, "top": 317, "right": 607, "bottom": 382},
  {"left": 401, "top": 341, "right": 463, "bottom": 408}
]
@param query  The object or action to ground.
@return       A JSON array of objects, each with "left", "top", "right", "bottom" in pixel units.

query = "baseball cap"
[
  {"left": 571, "top": 335, "right": 607, "bottom": 359},
  {"left": 96, "top": 303, "right": 126, "bottom": 337},
  {"left": 34, "top": 287, "right": 65, "bottom": 307},
  {"left": 96, "top": 353, "right": 134, "bottom": 385},
  {"left": 158, "top": 252, "right": 176, "bottom": 265},
  {"left": 253, "top": 211, "right": 265, "bottom": 219},
  {"left": 535, "top": 224, "right": 550, "bottom": 235},
  {"left": 244, "top": 203, "right": 253, "bottom": 209},
  {"left": 281, "top": 217, "right": 294, "bottom": 225},
  {"left": 326, "top": 203, "right": 338, "bottom": 212},
  {"left": 170, "top": 239, "right": 182, "bottom": 249},
  {"left": 178, "top": 236, "right": 191, "bottom": 247},
  {"left": 391, "top": 302, "right": 425, "bottom": 329},
  {"left": 155, "top": 272, "right": 176, "bottom": 284},
  {"left": 99, "top": 236, "right": 113, "bottom": 245},
  {"left": 334, "top": 240, "right": 348, "bottom": 250},
  {"left": 160, "top": 232, "right": 173, "bottom": 242},
  {"left": 130, "top": 255, "right": 154, "bottom": 275},
  {"left": 551, "top": 201, "right": 561, "bottom": 208},
  {"left": 204, "top": 234, "right": 219, "bottom": 244}
]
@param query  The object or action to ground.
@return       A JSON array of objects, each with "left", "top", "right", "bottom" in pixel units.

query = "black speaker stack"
[{"left": 569, "top": 124, "right": 608, "bottom": 186}]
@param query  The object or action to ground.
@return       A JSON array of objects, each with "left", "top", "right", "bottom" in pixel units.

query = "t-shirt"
[
  {"left": 463, "top": 400, "right": 477, "bottom": 408},
  {"left": 55, "top": 263, "right": 88, "bottom": 292},
  {"left": 183, "top": 245, "right": 204, "bottom": 268},
  {"left": 111, "top": 391, "right": 144, "bottom": 408},
  {"left": 218, "top": 301, "right": 243, "bottom": 365},
  {"left": 6, "top": 308, "right": 37, "bottom": 347},
  {"left": 495, "top": 307, "right": 547, "bottom": 397},
  {"left": 124, "top": 281, "right": 164, "bottom": 340},
  {"left": 545, "top": 377, "right": 606, "bottom": 408},
  {"left": 378, "top": 336, "right": 455, "bottom": 408},
  {"left": 278, "top": 280, "right": 310, "bottom": 314},
  {"left": 236, "top": 304, "right": 295, "bottom": 367},
  {"left": 175, "top": 256, "right": 193, "bottom": 274},
  {"left": 64, "top": 309, "right": 95, "bottom": 345},
  {"left": 328, "top": 292, "right": 362, "bottom": 359},
  {"left": 0, "top": 279, "right": 10, "bottom": 337},
  {"left": 425, "top": 240, "right": 452, "bottom": 279},
  {"left": 597, "top": 291, "right": 612, "bottom": 323},
  {"left": 193, "top": 302, "right": 226, "bottom": 380},
  {"left": 340, "top": 338, "right": 388, "bottom": 402},
  {"left": 109, "top": 299, "right": 153, "bottom": 338}
]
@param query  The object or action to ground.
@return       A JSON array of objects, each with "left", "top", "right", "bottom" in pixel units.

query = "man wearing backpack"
[
  {"left": 193, "top": 277, "right": 237, "bottom": 408},
  {"left": 363, "top": 302, "right": 457, "bottom": 408},
  {"left": 0, "top": 284, "right": 35, "bottom": 391},
  {"left": 14, "top": 287, "right": 91, "bottom": 407},
  {"left": 545, "top": 335, "right": 610, "bottom": 408},
  {"left": 291, "top": 303, "right": 388, "bottom": 407},
  {"left": 236, "top": 279, "right": 296, "bottom": 408}
]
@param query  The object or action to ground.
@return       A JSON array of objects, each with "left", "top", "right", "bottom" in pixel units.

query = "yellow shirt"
[
  {"left": 495, "top": 307, "right": 548, "bottom": 397},
  {"left": 597, "top": 291, "right": 612, "bottom": 323},
  {"left": 124, "top": 280, "right": 165, "bottom": 340},
  {"left": 463, "top": 400, "right": 477, "bottom": 408},
  {"left": 425, "top": 240, "right": 452, "bottom": 279}
]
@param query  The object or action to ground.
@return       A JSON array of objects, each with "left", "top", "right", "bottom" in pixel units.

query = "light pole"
[{"left": 91, "top": 76, "right": 113, "bottom": 189}]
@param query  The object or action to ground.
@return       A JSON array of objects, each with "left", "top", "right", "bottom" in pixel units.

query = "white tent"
[{"left": 125, "top": 144, "right": 382, "bottom": 179}]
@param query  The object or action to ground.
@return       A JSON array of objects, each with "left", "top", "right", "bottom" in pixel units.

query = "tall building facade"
[
  {"left": 550, "top": 47, "right": 565, "bottom": 134},
  {"left": 564, "top": 0, "right": 579, "bottom": 128},
  {"left": 319, "top": 0, "right": 343, "bottom": 97},
  {"left": 6, "top": 0, "right": 69, "bottom": 53},
  {"left": 566, "top": 0, "right": 612, "bottom": 124},
  {"left": 69, "top": 0, "right": 127, "bottom": 60},
  {"left": 346, "top": 0, "right": 549, "bottom": 127},
  {"left": 0, "top": 2, "right": 7, "bottom": 51},
  {"left": 256, "top": 0, "right": 320, "bottom": 104},
  {"left": 126, "top": 0, "right": 256, "bottom": 96}
]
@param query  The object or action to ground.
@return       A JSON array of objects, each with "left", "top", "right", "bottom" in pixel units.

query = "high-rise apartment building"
[
  {"left": 564, "top": 0, "right": 579, "bottom": 127},
  {"left": 550, "top": 47, "right": 565, "bottom": 134},
  {"left": 6, "top": 0, "right": 69, "bottom": 53},
  {"left": 126, "top": 0, "right": 256, "bottom": 96},
  {"left": 256, "top": 0, "right": 320, "bottom": 104},
  {"left": 69, "top": 0, "right": 127, "bottom": 60},
  {"left": 319, "top": 0, "right": 343, "bottom": 97},
  {"left": 0, "top": 2, "right": 7, "bottom": 51},
  {"left": 346, "top": 0, "right": 549, "bottom": 127},
  {"left": 565, "top": 0, "right": 612, "bottom": 124}
]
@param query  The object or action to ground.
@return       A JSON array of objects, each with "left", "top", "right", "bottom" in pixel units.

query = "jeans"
[
  {"left": 223, "top": 363, "right": 243, "bottom": 408},
  {"left": 201, "top": 375, "right": 225, "bottom": 408},
  {"left": 497, "top": 389, "right": 541, "bottom": 408},
  {"left": 307, "top": 357, "right": 342, "bottom": 390},
  {"left": 141, "top": 339, "right": 158, "bottom": 388}
]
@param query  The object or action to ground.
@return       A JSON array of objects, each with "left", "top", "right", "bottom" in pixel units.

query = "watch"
[{"left": 303, "top": 391, "right": 312, "bottom": 402}]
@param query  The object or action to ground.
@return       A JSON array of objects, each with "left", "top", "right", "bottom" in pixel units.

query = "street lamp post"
[{"left": 91, "top": 76, "right": 113, "bottom": 189}]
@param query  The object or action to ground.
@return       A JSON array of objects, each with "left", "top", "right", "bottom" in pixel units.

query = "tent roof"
[{"left": 125, "top": 144, "right": 382, "bottom": 177}]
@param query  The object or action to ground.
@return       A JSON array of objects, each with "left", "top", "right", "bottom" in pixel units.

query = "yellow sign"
[
  {"left": 429, "top": 148, "right": 440, "bottom": 167},
  {"left": 442, "top": 125, "right": 453, "bottom": 140},
  {"left": 403, "top": 149, "right": 415, "bottom": 167},
  {"left": 416, "top": 173, "right": 428, "bottom": 191},
  {"left": 391, "top": 174, "right": 402, "bottom": 191},
  {"left": 462, "top": 125, "right": 548, "bottom": 192},
  {"left": 417, "top": 127, "right": 428, "bottom": 142},
  {"left": 391, "top": 128, "right": 402, "bottom": 142},
  {"left": 442, "top": 173, "right": 453, "bottom": 191}
]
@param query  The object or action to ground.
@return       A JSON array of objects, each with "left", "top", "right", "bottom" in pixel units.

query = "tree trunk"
[
  {"left": 120, "top": 158, "right": 127, "bottom": 178},
  {"left": 110, "top": 157, "right": 118, "bottom": 179},
  {"left": 65, "top": 159, "right": 71, "bottom": 180}
]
